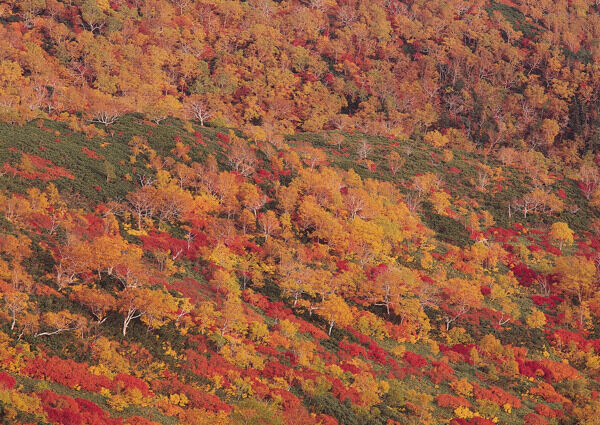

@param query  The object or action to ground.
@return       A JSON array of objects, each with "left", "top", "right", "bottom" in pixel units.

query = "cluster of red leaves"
[
  {"left": 510, "top": 262, "right": 537, "bottom": 287},
  {"left": 435, "top": 393, "right": 471, "bottom": 408},
  {"left": 472, "top": 383, "right": 522, "bottom": 408},
  {"left": 140, "top": 231, "right": 206, "bottom": 261},
  {"left": 38, "top": 390, "right": 122, "bottom": 425},
  {"left": 81, "top": 147, "right": 104, "bottom": 160},
  {"left": 23, "top": 355, "right": 153, "bottom": 397},
  {"left": 425, "top": 361, "right": 455, "bottom": 384},
  {"left": 2, "top": 154, "right": 75, "bottom": 181},
  {"left": 338, "top": 340, "right": 367, "bottom": 358},
  {"left": 23, "top": 355, "right": 112, "bottom": 392},
  {"left": 0, "top": 371, "right": 16, "bottom": 389}
]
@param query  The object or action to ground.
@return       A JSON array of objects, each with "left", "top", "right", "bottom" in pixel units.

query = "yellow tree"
[
  {"left": 549, "top": 222, "right": 574, "bottom": 250},
  {"left": 372, "top": 265, "right": 418, "bottom": 315},
  {"left": 441, "top": 278, "right": 483, "bottom": 331},
  {"left": 70, "top": 286, "right": 116, "bottom": 325},
  {"left": 554, "top": 256, "right": 596, "bottom": 326},
  {"left": 319, "top": 294, "right": 353, "bottom": 335},
  {"left": 554, "top": 256, "right": 596, "bottom": 304},
  {"left": 387, "top": 150, "right": 404, "bottom": 176}
]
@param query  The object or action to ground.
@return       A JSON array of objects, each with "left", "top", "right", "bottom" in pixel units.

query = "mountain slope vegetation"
[
  {"left": 1, "top": 115, "right": 600, "bottom": 425},
  {"left": 2, "top": 1, "right": 600, "bottom": 425}
]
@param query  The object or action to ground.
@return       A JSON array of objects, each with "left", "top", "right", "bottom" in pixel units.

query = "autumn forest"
[{"left": 2, "top": 0, "right": 600, "bottom": 424}]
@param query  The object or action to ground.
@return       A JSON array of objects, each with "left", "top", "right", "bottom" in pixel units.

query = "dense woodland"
[{"left": 3, "top": 1, "right": 600, "bottom": 425}]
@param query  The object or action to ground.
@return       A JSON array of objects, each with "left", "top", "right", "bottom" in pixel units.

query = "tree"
[
  {"left": 424, "top": 130, "right": 449, "bottom": 148},
  {"left": 356, "top": 139, "right": 372, "bottom": 160},
  {"left": 36, "top": 311, "right": 87, "bottom": 338},
  {"left": 118, "top": 288, "right": 147, "bottom": 337},
  {"left": 80, "top": 0, "right": 108, "bottom": 32},
  {"left": 239, "top": 183, "right": 266, "bottom": 217},
  {"left": 2, "top": 291, "right": 29, "bottom": 330},
  {"left": 549, "top": 222, "right": 574, "bottom": 250},
  {"left": 329, "top": 133, "right": 345, "bottom": 149},
  {"left": 184, "top": 95, "right": 213, "bottom": 126},
  {"left": 579, "top": 163, "right": 600, "bottom": 200},
  {"left": 320, "top": 294, "right": 353, "bottom": 335},
  {"left": 104, "top": 160, "right": 117, "bottom": 183},
  {"left": 70, "top": 286, "right": 116, "bottom": 325},
  {"left": 86, "top": 89, "right": 125, "bottom": 126},
  {"left": 258, "top": 210, "right": 280, "bottom": 240},
  {"left": 441, "top": 278, "right": 483, "bottom": 331},
  {"left": 228, "top": 137, "right": 258, "bottom": 176},
  {"left": 146, "top": 95, "right": 182, "bottom": 124},
  {"left": 372, "top": 265, "right": 418, "bottom": 315},
  {"left": 554, "top": 256, "right": 596, "bottom": 305},
  {"left": 387, "top": 151, "right": 404, "bottom": 176},
  {"left": 126, "top": 186, "right": 157, "bottom": 230},
  {"left": 54, "top": 235, "right": 92, "bottom": 290}
]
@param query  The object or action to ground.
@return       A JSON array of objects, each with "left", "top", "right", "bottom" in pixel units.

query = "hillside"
[
  {"left": 3, "top": 1, "right": 600, "bottom": 425},
  {"left": 3, "top": 0, "right": 600, "bottom": 155},
  {"left": 0, "top": 115, "right": 600, "bottom": 425}
]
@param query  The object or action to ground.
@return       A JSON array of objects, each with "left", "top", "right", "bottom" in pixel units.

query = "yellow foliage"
[
  {"left": 420, "top": 251, "right": 434, "bottom": 270},
  {"left": 424, "top": 130, "right": 449, "bottom": 148},
  {"left": 549, "top": 222, "right": 574, "bottom": 249},
  {"left": 450, "top": 378, "right": 474, "bottom": 398},
  {"left": 350, "top": 372, "right": 384, "bottom": 407},
  {"left": 454, "top": 405, "right": 475, "bottom": 419},
  {"left": 92, "top": 337, "right": 130, "bottom": 375},
  {"left": 355, "top": 311, "right": 389, "bottom": 340},
  {"left": 526, "top": 308, "right": 547, "bottom": 329},
  {"left": 248, "top": 322, "right": 270, "bottom": 344}
]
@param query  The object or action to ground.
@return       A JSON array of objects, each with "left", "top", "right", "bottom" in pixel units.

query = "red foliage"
[
  {"left": 338, "top": 340, "right": 367, "bottom": 358},
  {"left": 404, "top": 351, "right": 428, "bottom": 368},
  {"left": 271, "top": 388, "right": 301, "bottom": 409},
  {"left": 451, "top": 419, "right": 496, "bottom": 425},
  {"left": 517, "top": 359, "right": 554, "bottom": 382},
  {"left": 141, "top": 231, "right": 203, "bottom": 260},
  {"left": 242, "top": 290, "right": 270, "bottom": 310},
  {"left": 439, "top": 344, "right": 477, "bottom": 364},
  {"left": 216, "top": 132, "right": 230, "bottom": 143},
  {"left": 38, "top": 390, "right": 122, "bottom": 425},
  {"left": 524, "top": 413, "right": 548, "bottom": 425},
  {"left": 472, "top": 383, "right": 522, "bottom": 408},
  {"left": 0, "top": 371, "right": 16, "bottom": 389},
  {"left": 23, "top": 355, "right": 112, "bottom": 392},
  {"left": 263, "top": 361, "right": 290, "bottom": 379},
  {"left": 114, "top": 373, "right": 152, "bottom": 397},
  {"left": 510, "top": 262, "right": 537, "bottom": 287},
  {"left": 534, "top": 403, "right": 563, "bottom": 418},
  {"left": 297, "top": 319, "right": 329, "bottom": 340},
  {"left": 2, "top": 154, "right": 75, "bottom": 181},
  {"left": 426, "top": 361, "right": 455, "bottom": 384},
  {"left": 339, "top": 362, "right": 362, "bottom": 374},
  {"left": 531, "top": 295, "right": 562, "bottom": 308},
  {"left": 367, "top": 342, "right": 388, "bottom": 365},
  {"left": 548, "top": 329, "right": 588, "bottom": 350},
  {"left": 435, "top": 393, "right": 471, "bottom": 408},
  {"left": 81, "top": 147, "right": 104, "bottom": 160}
]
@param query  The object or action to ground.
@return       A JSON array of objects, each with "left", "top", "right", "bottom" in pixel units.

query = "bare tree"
[
  {"left": 356, "top": 139, "right": 372, "bottom": 160},
  {"left": 184, "top": 96, "right": 213, "bottom": 126}
]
